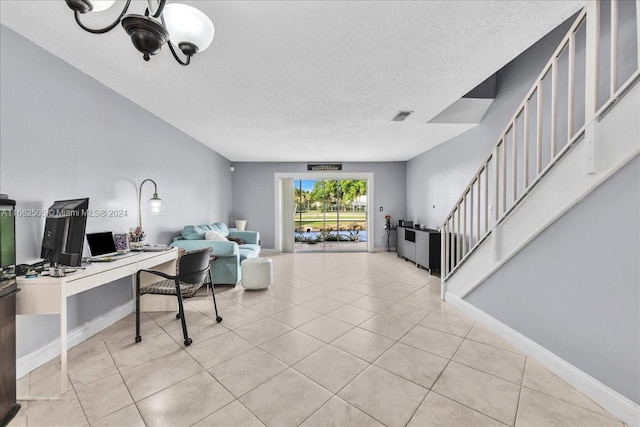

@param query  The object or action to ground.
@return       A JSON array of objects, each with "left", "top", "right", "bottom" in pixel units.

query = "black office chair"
[{"left": 135, "top": 247, "right": 222, "bottom": 346}]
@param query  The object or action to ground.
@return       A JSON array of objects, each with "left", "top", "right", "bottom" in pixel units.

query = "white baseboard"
[
  {"left": 16, "top": 301, "right": 134, "bottom": 379},
  {"left": 445, "top": 293, "right": 640, "bottom": 427}
]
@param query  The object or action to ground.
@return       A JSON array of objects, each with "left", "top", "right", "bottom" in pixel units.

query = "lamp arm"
[
  {"left": 73, "top": 0, "right": 132, "bottom": 34},
  {"left": 146, "top": 0, "right": 166, "bottom": 19},
  {"left": 167, "top": 41, "right": 192, "bottom": 66},
  {"left": 138, "top": 178, "right": 158, "bottom": 228}
]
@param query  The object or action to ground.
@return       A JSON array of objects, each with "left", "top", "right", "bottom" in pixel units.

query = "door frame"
[{"left": 274, "top": 172, "right": 374, "bottom": 253}]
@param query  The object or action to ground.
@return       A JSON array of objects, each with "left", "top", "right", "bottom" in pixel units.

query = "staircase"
[{"left": 439, "top": 1, "right": 640, "bottom": 425}]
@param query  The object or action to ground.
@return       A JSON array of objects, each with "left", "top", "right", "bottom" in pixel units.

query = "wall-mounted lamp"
[{"left": 138, "top": 178, "right": 165, "bottom": 228}]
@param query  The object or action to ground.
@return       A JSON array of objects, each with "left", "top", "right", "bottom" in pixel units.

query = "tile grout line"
[
  {"left": 415, "top": 320, "right": 482, "bottom": 421},
  {"left": 425, "top": 323, "right": 520, "bottom": 427},
  {"left": 135, "top": 314, "right": 263, "bottom": 427},
  {"left": 291, "top": 353, "right": 390, "bottom": 427},
  {"left": 404, "top": 389, "right": 433, "bottom": 427},
  {"left": 513, "top": 356, "right": 529, "bottom": 427},
  {"left": 99, "top": 336, "right": 148, "bottom": 427}
]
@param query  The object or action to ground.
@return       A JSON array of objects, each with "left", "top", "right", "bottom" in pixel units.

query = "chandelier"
[{"left": 65, "top": 0, "right": 214, "bottom": 65}]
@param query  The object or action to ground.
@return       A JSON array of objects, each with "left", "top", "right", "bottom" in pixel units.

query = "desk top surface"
[{"left": 16, "top": 248, "right": 178, "bottom": 285}]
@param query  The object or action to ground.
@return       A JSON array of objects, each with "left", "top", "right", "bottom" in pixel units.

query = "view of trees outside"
[{"left": 294, "top": 179, "right": 367, "bottom": 244}]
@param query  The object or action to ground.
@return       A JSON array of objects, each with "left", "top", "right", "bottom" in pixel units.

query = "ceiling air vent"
[{"left": 392, "top": 111, "right": 413, "bottom": 121}]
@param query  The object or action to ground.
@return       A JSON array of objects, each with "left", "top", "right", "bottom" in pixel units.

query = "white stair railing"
[{"left": 441, "top": 0, "right": 640, "bottom": 281}]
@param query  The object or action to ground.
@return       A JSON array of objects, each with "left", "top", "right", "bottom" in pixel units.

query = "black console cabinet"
[{"left": 0, "top": 279, "right": 20, "bottom": 427}]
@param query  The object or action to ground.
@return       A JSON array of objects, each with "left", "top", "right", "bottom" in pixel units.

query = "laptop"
[{"left": 86, "top": 232, "right": 137, "bottom": 262}]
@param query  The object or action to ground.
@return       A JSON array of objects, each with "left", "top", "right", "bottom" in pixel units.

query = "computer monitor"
[{"left": 40, "top": 198, "right": 89, "bottom": 267}]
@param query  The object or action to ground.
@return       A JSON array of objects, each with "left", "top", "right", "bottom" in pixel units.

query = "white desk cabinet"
[{"left": 16, "top": 249, "right": 178, "bottom": 398}]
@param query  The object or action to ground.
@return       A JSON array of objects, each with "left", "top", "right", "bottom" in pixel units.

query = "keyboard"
[{"left": 130, "top": 245, "right": 172, "bottom": 252}]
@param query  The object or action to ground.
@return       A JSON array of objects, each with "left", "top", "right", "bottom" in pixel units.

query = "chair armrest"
[
  {"left": 170, "top": 240, "right": 238, "bottom": 257},
  {"left": 229, "top": 230, "right": 260, "bottom": 245}
]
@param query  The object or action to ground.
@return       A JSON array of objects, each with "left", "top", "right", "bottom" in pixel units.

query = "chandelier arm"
[
  {"left": 146, "top": 0, "right": 166, "bottom": 19},
  {"left": 73, "top": 0, "right": 132, "bottom": 34},
  {"left": 167, "top": 41, "right": 191, "bottom": 66}
]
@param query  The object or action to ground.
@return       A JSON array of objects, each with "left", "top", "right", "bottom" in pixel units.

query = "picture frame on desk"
[{"left": 113, "top": 233, "right": 129, "bottom": 251}]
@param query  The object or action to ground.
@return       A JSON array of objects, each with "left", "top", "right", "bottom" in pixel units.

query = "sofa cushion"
[
  {"left": 239, "top": 243, "right": 260, "bottom": 255},
  {"left": 182, "top": 225, "right": 208, "bottom": 240},
  {"left": 209, "top": 222, "right": 230, "bottom": 236},
  {"left": 239, "top": 248, "right": 258, "bottom": 262},
  {"left": 205, "top": 230, "right": 228, "bottom": 241}
]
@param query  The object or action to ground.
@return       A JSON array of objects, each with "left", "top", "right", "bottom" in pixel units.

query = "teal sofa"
[{"left": 171, "top": 222, "right": 260, "bottom": 285}]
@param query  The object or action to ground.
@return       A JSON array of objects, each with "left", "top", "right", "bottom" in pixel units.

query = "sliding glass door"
[{"left": 294, "top": 179, "right": 367, "bottom": 252}]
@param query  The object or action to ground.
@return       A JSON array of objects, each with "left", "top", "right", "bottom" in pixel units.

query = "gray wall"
[
  {"left": 230, "top": 162, "right": 406, "bottom": 249},
  {"left": 406, "top": 19, "right": 573, "bottom": 229},
  {"left": 466, "top": 156, "right": 640, "bottom": 404},
  {"left": 0, "top": 26, "right": 232, "bottom": 356}
]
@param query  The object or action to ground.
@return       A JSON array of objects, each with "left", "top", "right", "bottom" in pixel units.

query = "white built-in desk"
[{"left": 15, "top": 248, "right": 178, "bottom": 399}]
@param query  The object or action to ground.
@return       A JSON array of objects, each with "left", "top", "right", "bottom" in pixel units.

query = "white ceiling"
[{"left": 0, "top": 0, "right": 585, "bottom": 162}]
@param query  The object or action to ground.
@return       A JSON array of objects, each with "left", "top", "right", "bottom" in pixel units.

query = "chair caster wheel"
[
  {"left": 176, "top": 313, "right": 181, "bottom": 319},
  {"left": 135, "top": 336, "right": 142, "bottom": 343},
  {"left": 216, "top": 316, "right": 223, "bottom": 323},
  {"left": 184, "top": 338, "right": 192, "bottom": 346}
]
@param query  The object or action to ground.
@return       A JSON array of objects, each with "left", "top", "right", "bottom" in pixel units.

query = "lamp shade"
[
  {"left": 163, "top": 3, "right": 214, "bottom": 53},
  {"left": 148, "top": 196, "right": 166, "bottom": 215},
  {"left": 90, "top": 0, "right": 116, "bottom": 12}
]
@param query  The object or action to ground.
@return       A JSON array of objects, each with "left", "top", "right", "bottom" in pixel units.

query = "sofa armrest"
[
  {"left": 172, "top": 236, "right": 185, "bottom": 242},
  {"left": 170, "top": 239, "right": 238, "bottom": 257},
  {"left": 229, "top": 230, "right": 260, "bottom": 245}
]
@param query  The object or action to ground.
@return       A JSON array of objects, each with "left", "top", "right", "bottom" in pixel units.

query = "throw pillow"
[
  {"left": 182, "top": 225, "right": 207, "bottom": 240},
  {"left": 226, "top": 236, "right": 245, "bottom": 245},
  {"left": 205, "top": 230, "right": 228, "bottom": 241}
]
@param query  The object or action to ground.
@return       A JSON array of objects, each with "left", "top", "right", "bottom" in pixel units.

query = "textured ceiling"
[{"left": 0, "top": 1, "right": 585, "bottom": 162}]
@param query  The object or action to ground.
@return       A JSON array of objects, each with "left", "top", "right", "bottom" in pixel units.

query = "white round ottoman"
[{"left": 241, "top": 258, "right": 273, "bottom": 290}]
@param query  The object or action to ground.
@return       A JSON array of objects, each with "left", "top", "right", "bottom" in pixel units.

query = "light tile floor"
[{"left": 10, "top": 252, "right": 625, "bottom": 427}]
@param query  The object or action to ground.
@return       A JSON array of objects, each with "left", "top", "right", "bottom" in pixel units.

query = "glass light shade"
[
  {"left": 163, "top": 3, "right": 214, "bottom": 53},
  {"left": 147, "top": 197, "right": 166, "bottom": 215},
  {"left": 89, "top": 0, "right": 116, "bottom": 12}
]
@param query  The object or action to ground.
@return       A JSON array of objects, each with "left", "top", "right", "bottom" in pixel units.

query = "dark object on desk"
[
  {"left": 41, "top": 198, "right": 89, "bottom": 268},
  {"left": 0, "top": 279, "right": 21, "bottom": 426},
  {"left": 135, "top": 247, "right": 221, "bottom": 347},
  {"left": 86, "top": 231, "right": 120, "bottom": 257},
  {"left": 86, "top": 232, "right": 140, "bottom": 263},
  {"left": 15, "top": 263, "right": 45, "bottom": 277}
]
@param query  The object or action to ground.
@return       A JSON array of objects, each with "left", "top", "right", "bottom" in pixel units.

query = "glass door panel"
[{"left": 294, "top": 178, "right": 367, "bottom": 253}]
